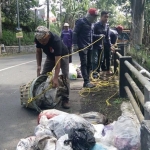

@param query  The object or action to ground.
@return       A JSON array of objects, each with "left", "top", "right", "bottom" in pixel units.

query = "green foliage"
[{"left": 0, "top": 30, "right": 34, "bottom": 46}]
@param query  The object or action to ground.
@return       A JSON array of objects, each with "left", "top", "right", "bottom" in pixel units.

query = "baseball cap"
[
  {"left": 35, "top": 26, "right": 50, "bottom": 40},
  {"left": 64, "top": 23, "right": 69, "bottom": 26},
  {"left": 88, "top": 8, "right": 99, "bottom": 16},
  {"left": 116, "top": 25, "right": 124, "bottom": 31}
]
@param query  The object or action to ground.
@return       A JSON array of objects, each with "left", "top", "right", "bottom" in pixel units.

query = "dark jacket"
[
  {"left": 73, "top": 17, "right": 92, "bottom": 49},
  {"left": 93, "top": 21, "right": 111, "bottom": 49},
  {"left": 61, "top": 29, "right": 73, "bottom": 48},
  {"left": 109, "top": 29, "right": 118, "bottom": 44}
]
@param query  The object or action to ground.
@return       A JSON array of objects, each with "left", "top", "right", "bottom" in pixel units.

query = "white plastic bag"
[
  {"left": 37, "top": 135, "right": 56, "bottom": 150},
  {"left": 38, "top": 109, "right": 68, "bottom": 124},
  {"left": 47, "top": 114, "right": 95, "bottom": 139},
  {"left": 56, "top": 134, "right": 73, "bottom": 150},
  {"left": 112, "top": 116, "right": 140, "bottom": 150},
  {"left": 80, "top": 112, "right": 107, "bottom": 124},
  {"left": 93, "top": 122, "right": 115, "bottom": 146},
  {"left": 34, "top": 124, "right": 54, "bottom": 137},
  {"left": 69, "top": 63, "right": 77, "bottom": 80},
  {"left": 16, "top": 136, "right": 36, "bottom": 150}
]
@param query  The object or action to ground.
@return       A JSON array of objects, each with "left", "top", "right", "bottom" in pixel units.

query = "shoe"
[
  {"left": 61, "top": 101, "right": 70, "bottom": 109},
  {"left": 83, "top": 82, "right": 95, "bottom": 88},
  {"left": 106, "top": 71, "right": 113, "bottom": 75}
]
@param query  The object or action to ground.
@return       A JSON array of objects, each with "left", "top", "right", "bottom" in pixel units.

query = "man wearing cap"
[
  {"left": 73, "top": 8, "right": 98, "bottom": 88},
  {"left": 35, "top": 26, "right": 70, "bottom": 109},
  {"left": 92, "top": 11, "right": 112, "bottom": 76},
  {"left": 61, "top": 23, "right": 73, "bottom": 63}
]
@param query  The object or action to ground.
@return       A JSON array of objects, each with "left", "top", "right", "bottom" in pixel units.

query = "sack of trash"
[
  {"left": 38, "top": 109, "right": 68, "bottom": 124},
  {"left": 80, "top": 112, "right": 108, "bottom": 124},
  {"left": 42, "top": 114, "right": 95, "bottom": 139},
  {"left": 112, "top": 116, "right": 140, "bottom": 150},
  {"left": 65, "top": 128, "right": 96, "bottom": 150}
]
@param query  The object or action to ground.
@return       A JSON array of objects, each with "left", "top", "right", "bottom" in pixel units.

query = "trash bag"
[
  {"left": 69, "top": 63, "right": 77, "bottom": 80},
  {"left": 93, "top": 122, "right": 115, "bottom": 146},
  {"left": 56, "top": 134, "right": 73, "bottom": 150},
  {"left": 90, "top": 144, "right": 107, "bottom": 150},
  {"left": 36, "top": 135, "right": 56, "bottom": 150},
  {"left": 16, "top": 136, "right": 36, "bottom": 150},
  {"left": 47, "top": 114, "right": 95, "bottom": 139},
  {"left": 16, "top": 135, "right": 57, "bottom": 150},
  {"left": 80, "top": 112, "right": 108, "bottom": 124},
  {"left": 34, "top": 124, "right": 54, "bottom": 137},
  {"left": 112, "top": 116, "right": 140, "bottom": 150},
  {"left": 38, "top": 109, "right": 68, "bottom": 124},
  {"left": 65, "top": 128, "right": 96, "bottom": 150}
]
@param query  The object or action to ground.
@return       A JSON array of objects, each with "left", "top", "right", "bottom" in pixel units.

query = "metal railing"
[{"left": 114, "top": 44, "right": 150, "bottom": 150}]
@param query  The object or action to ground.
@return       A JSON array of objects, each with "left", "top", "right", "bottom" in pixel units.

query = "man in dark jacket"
[
  {"left": 61, "top": 23, "right": 73, "bottom": 63},
  {"left": 92, "top": 11, "right": 112, "bottom": 77},
  {"left": 72, "top": 8, "right": 99, "bottom": 88}
]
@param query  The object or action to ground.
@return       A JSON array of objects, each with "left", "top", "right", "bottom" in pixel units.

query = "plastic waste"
[
  {"left": 93, "top": 122, "right": 115, "bottom": 146},
  {"left": 69, "top": 63, "right": 77, "bottom": 80},
  {"left": 56, "top": 134, "right": 73, "bottom": 150},
  {"left": 46, "top": 114, "right": 95, "bottom": 139},
  {"left": 112, "top": 116, "right": 140, "bottom": 150},
  {"left": 66, "top": 128, "right": 96, "bottom": 150},
  {"left": 38, "top": 109, "right": 68, "bottom": 124},
  {"left": 37, "top": 135, "right": 56, "bottom": 150},
  {"left": 91, "top": 144, "right": 107, "bottom": 150},
  {"left": 16, "top": 136, "right": 36, "bottom": 150},
  {"left": 34, "top": 124, "right": 54, "bottom": 137},
  {"left": 80, "top": 112, "right": 107, "bottom": 124}
]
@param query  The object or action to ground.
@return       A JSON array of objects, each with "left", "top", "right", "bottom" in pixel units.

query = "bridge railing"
[{"left": 114, "top": 44, "right": 150, "bottom": 150}]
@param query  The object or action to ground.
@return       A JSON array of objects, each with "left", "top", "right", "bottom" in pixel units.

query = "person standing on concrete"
[
  {"left": 35, "top": 26, "right": 70, "bottom": 109},
  {"left": 61, "top": 23, "right": 73, "bottom": 63},
  {"left": 73, "top": 8, "right": 99, "bottom": 88},
  {"left": 92, "top": 11, "right": 113, "bottom": 76}
]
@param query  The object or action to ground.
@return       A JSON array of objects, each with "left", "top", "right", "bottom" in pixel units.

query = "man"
[
  {"left": 73, "top": 8, "right": 99, "bottom": 88},
  {"left": 115, "top": 25, "right": 123, "bottom": 43},
  {"left": 35, "top": 26, "right": 70, "bottom": 109},
  {"left": 61, "top": 23, "right": 73, "bottom": 63},
  {"left": 92, "top": 11, "right": 112, "bottom": 77}
]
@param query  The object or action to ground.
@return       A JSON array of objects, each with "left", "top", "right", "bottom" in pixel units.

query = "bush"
[
  {"left": 0, "top": 30, "right": 34, "bottom": 46},
  {"left": 0, "top": 23, "right": 61, "bottom": 46}
]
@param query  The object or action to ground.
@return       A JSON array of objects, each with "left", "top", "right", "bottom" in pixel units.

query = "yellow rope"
[{"left": 27, "top": 36, "right": 119, "bottom": 106}]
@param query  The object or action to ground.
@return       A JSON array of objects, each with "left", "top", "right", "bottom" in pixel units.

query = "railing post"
[
  {"left": 119, "top": 56, "right": 132, "bottom": 97},
  {"left": 144, "top": 85, "right": 150, "bottom": 120},
  {"left": 114, "top": 49, "right": 120, "bottom": 73},
  {"left": 141, "top": 120, "right": 150, "bottom": 150},
  {"left": 117, "top": 43, "right": 125, "bottom": 56}
]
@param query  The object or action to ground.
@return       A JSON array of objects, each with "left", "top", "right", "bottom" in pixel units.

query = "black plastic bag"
[{"left": 64, "top": 128, "right": 96, "bottom": 150}]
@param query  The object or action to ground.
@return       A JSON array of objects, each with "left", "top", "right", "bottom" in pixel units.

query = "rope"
[{"left": 27, "top": 36, "right": 119, "bottom": 107}]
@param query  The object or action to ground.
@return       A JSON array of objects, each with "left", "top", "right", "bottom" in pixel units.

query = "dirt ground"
[{"left": 58, "top": 74, "right": 129, "bottom": 123}]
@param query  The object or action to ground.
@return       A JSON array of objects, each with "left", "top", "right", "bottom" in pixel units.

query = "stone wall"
[{"left": 1, "top": 45, "right": 36, "bottom": 54}]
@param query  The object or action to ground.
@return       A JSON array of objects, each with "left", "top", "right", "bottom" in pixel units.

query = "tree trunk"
[
  {"left": 131, "top": 0, "right": 145, "bottom": 45},
  {"left": 47, "top": 0, "right": 49, "bottom": 29},
  {"left": 0, "top": 4, "right": 2, "bottom": 39}
]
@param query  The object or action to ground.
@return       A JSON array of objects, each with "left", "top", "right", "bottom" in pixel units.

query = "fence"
[{"left": 114, "top": 44, "right": 150, "bottom": 150}]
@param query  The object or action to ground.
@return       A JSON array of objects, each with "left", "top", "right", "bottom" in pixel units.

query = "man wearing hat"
[
  {"left": 61, "top": 23, "right": 73, "bottom": 63},
  {"left": 73, "top": 8, "right": 99, "bottom": 88},
  {"left": 35, "top": 26, "right": 70, "bottom": 109}
]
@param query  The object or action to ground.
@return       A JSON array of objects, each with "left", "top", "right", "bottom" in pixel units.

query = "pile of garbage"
[{"left": 16, "top": 102, "right": 141, "bottom": 150}]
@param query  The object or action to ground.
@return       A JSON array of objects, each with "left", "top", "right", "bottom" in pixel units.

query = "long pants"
[
  {"left": 102, "top": 46, "right": 111, "bottom": 71},
  {"left": 42, "top": 56, "right": 70, "bottom": 102},
  {"left": 68, "top": 47, "right": 72, "bottom": 63},
  {"left": 79, "top": 49, "right": 91, "bottom": 84},
  {"left": 91, "top": 48, "right": 103, "bottom": 73}
]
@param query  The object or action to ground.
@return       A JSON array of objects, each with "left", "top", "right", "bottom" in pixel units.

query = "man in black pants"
[
  {"left": 35, "top": 26, "right": 70, "bottom": 109},
  {"left": 92, "top": 11, "right": 112, "bottom": 77},
  {"left": 72, "top": 8, "right": 99, "bottom": 88}
]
